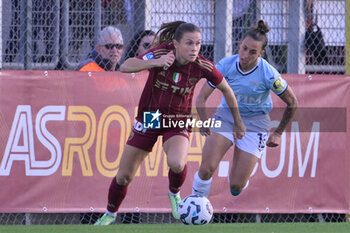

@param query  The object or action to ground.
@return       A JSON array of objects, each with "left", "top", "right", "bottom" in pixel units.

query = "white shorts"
[{"left": 211, "top": 108, "right": 271, "bottom": 159}]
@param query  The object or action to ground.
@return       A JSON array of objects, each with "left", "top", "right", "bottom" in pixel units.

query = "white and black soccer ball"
[{"left": 177, "top": 194, "right": 213, "bottom": 225}]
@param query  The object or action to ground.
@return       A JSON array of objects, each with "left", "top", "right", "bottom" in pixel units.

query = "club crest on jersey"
[
  {"left": 173, "top": 72, "right": 182, "bottom": 83},
  {"left": 142, "top": 52, "right": 155, "bottom": 60}
]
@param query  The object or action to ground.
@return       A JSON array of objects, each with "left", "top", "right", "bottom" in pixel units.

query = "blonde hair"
[{"left": 97, "top": 26, "right": 123, "bottom": 46}]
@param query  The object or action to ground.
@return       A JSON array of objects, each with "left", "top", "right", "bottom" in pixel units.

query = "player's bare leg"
[
  {"left": 229, "top": 146, "right": 258, "bottom": 196},
  {"left": 163, "top": 135, "right": 189, "bottom": 220},
  {"left": 193, "top": 133, "right": 232, "bottom": 197}
]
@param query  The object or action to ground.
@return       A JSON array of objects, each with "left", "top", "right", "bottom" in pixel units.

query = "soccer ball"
[{"left": 177, "top": 194, "right": 213, "bottom": 225}]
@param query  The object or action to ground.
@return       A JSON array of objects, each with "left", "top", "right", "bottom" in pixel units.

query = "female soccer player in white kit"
[{"left": 192, "top": 20, "right": 298, "bottom": 197}]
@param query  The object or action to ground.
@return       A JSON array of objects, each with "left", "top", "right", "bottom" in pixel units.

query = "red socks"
[
  {"left": 168, "top": 165, "right": 187, "bottom": 194},
  {"left": 107, "top": 178, "right": 128, "bottom": 213},
  {"left": 106, "top": 164, "right": 187, "bottom": 212}
]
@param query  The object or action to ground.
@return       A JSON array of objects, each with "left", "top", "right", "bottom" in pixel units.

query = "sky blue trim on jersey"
[{"left": 216, "top": 55, "right": 288, "bottom": 117}]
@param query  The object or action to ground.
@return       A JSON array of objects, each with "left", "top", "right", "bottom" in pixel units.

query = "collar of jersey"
[{"left": 236, "top": 57, "right": 260, "bottom": 76}]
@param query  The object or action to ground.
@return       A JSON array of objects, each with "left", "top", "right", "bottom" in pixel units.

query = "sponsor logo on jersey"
[
  {"left": 158, "top": 71, "right": 166, "bottom": 77},
  {"left": 142, "top": 52, "right": 155, "bottom": 60},
  {"left": 250, "top": 81, "right": 262, "bottom": 86}
]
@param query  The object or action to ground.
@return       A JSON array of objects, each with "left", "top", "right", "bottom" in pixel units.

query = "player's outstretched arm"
[
  {"left": 120, "top": 51, "right": 175, "bottom": 73},
  {"left": 267, "top": 86, "right": 298, "bottom": 147}
]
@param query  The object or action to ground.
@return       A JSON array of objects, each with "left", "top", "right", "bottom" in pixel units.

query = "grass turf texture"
[{"left": 0, "top": 223, "right": 349, "bottom": 233}]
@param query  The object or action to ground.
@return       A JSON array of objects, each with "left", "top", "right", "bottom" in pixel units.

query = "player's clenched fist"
[{"left": 158, "top": 51, "right": 175, "bottom": 68}]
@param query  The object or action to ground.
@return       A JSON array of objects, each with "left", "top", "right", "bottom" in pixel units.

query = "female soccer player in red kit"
[{"left": 94, "top": 21, "right": 246, "bottom": 225}]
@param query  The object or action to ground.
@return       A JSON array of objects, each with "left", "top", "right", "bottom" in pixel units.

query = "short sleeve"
[
  {"left": 205, "top": 65, "right": 223, "bottom": 87},
  {"left": 215, "top": 59, "right": 225, "bottom": 75},
  {"left": 263, "top": 61, "right": 288, "bottom": 95},
  {"left": 207, "top": 80, "right": 216, "bottom": 89}
]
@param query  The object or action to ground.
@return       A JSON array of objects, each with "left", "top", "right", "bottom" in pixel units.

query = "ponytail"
[
  {"left": 152, "top": 21, "right": 201, "bottom": 47},
  {"left": 244, "top": 20, "right": 270, "bottom": 50}
]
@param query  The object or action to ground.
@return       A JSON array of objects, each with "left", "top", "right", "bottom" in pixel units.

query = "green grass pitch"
[{"left": 0, "top": 223, "right": 349, "bottom": 233}]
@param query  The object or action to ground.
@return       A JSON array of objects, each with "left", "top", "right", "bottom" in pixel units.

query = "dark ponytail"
[
  {"left": 244, "top": 20, "right": 270, "bottom": 50},
  {"left": 153, "top": 21, "right": 201, "bottom": 47}
]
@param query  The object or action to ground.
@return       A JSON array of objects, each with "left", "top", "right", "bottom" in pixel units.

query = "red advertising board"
[{"left": 0, "top": 70, "right": 349, "bottom": 214}]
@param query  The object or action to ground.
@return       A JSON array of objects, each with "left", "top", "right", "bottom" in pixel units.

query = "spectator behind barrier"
[
  {"left": 123, "top": 30, "right": 155, "bottom": 61},
  {"left": 77, "top": 26, "right": 124, "bottom": 71}
]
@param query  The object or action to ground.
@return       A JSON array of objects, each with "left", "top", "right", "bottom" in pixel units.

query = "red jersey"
[{"left": 135, "top": 43, "right": 223, "bottom": 122}]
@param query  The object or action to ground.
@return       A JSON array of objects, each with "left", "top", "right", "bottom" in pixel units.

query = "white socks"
[{"left": 192, "top": 171, "right": 212, "bottom": 197}]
